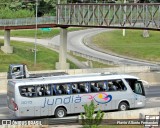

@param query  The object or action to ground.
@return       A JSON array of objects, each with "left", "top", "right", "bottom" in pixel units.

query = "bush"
[
  {"left": 81, "top": 100, "right": 104, "bottom": 128},
  {"left": 0, "top": 7, "right": 34, "bottom": 19}
]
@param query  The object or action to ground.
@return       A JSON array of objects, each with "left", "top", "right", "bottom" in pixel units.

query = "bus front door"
[{"left": 134, "top": 81, "right": 146, "bottom": 108}]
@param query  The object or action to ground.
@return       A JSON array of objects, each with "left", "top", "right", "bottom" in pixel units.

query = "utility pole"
[
  {"left": 34, "top": 0, "right": 38, "bottom": 66},
  {"left": 58, "top": 0, "right": 60, "bottom": 24},
  {"left": 123, "top": 0, "right": 126, "bottom": 36}
]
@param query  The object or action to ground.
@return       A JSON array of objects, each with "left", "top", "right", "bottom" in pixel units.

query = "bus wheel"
[
  {"left": 118, "top": 102, "right": 128, "bottom": 111},
  {"left": 55, "top": 107, "right": 67, "bottom": 118}
]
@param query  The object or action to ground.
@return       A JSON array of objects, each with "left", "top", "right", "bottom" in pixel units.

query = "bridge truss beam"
[{"left": 57, "top": 3, "right": 160, "bottom": 31}]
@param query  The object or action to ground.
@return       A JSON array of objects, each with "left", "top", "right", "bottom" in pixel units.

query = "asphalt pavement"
[
  {"left": 1, "top": 28, "right": 159, "bottom": 68},
  {"left": 50, "top": 28, "right": 160, "bottom": 67}
]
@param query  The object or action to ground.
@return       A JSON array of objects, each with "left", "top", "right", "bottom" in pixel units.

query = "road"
[
  {"left": 51, "top": 28, "right": 160, "bottom": 68},
  {"left": 0, "top": 85, "right": 160, "bottom": 119},
  {"left": 0, "top": 28, "right": 160, "bottom": 119},
  {"left": 0, "top": 28, "right": 159, "bottom": 68}
]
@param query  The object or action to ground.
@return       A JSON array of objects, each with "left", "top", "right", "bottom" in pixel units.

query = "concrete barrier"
[
  {"left": 0, "top": 66, "right": 160, "bottom": 92},
  {"left": 78, "top": 107, "right": 160, "bottom": 126},
  {"left": 103, "top": 107, "right": 160, "bottom": 119}
]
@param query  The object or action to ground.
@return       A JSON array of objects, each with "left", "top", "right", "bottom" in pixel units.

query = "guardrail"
[{"left": 0, "top": 16, "right": 56, "bottom": 26}]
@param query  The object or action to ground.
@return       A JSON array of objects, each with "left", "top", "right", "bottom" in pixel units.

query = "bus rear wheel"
[
  {"left": 55, "top": 107, "right": 67, "bottom": 118},
  {"left": 118, "top": 102, "right": 128, "bottom": 111}
]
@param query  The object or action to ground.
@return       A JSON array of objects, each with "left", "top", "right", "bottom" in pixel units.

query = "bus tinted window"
[
  {"left": 73, "top": 82, "right": 89, "bottom": 93},
  {"left": 71, "top": 83, "right": 80, "bottom": 94},
  {"left": 89, "top": 79, "right": 126, "bottom": 93},
  {"left": 90, "top": 81, "right": 101, "bottom": 92},
  {"left": 57, "top": 84, "right": 71, "bottom": 95},
  {"left": 81, "top": 83, "right": 89, "bottom": 93},
  {"left": 52, "top": 85, "right": 61, "bottom": 95},
  {"left": 37, "top": 84, "right": 52, "bottom": 96},
  {"left": 108, "top": 79, "right": 126, "bottom": 91},
  {"left": 125, "top": 79, "right": 137, "bottom": 91},
  {"left": 20, "top": 86, "right": 36, "bottom": 97},
  {"left": 19, "top": 80, "right": 126, "bottom": 97}
]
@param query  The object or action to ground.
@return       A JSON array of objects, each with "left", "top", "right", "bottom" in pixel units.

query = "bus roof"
[{"left": 8, "top": 73, "right": 139, "bottom": 85}]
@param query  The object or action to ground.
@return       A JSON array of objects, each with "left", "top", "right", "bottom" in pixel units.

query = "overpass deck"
[{"left": 0, "top": 3, "right": 160, "bottom": 30}]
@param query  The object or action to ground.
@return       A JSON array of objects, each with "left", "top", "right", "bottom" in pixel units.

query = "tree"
[
  {"left": 0, "top": 0, "right": 12, "bottom": 8},
  {"left": 81, "top": 100, "right": 104, "bottom": 128}
]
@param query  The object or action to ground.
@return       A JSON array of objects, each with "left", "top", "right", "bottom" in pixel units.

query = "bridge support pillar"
[
  {"left": 1, "top": 30, "right": 13, "bottom": 54},
  {"left": 56, "top": 28, "right": 70, "bottom": 69}
]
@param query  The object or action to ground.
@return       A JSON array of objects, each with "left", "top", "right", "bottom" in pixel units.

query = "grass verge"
[
  {"left": 0, "top": 40, "right": 78, "bottom": 72},
  {"left": 92, "top": 30, "right": 160, "bottom": 62}
]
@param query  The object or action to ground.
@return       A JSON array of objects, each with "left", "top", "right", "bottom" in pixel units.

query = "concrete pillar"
[
  {"left": 56, "top": 28, "right": 70, "bottom": 69},
  {"left": 1, "top": 30, "right": 13, "bottom": 53}
]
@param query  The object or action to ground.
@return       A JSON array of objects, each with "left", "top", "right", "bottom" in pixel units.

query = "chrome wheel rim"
[
  {"left": 120, "top": 104, "right": 126, "bottom": 111},
  {"left": 57, "top": 110, "right": 64, "bottom": 118}
]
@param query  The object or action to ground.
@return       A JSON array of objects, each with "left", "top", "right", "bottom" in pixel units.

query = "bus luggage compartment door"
[
  {"left": 19, "top": 107, "right": 34, "bottom": 117},
  {"left": 40, "top": 106, "right": 49, "bottom": 116},
  {"left": 34, "top": 106, "right": 40, "bottom": 116}
]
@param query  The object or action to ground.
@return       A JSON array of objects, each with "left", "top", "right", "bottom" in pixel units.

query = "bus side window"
[
  {"left": 72, "top": 83, "right": 80, "bottom": 94},
  {"left": 37, "top": 86, "right": 45, "bottom": 96},
  {"left": 108, "top": 80, "right": 126, "bottom": 91},
  {"left": 59, "top": 85, "right": 66, "bottom": 94},
  {"left": 58, "top": 84, "right": 71, "bottom": 95},
  {"left": 98, "top": 81, "right": 109, "bottom": 92},
  {"left": 40, "top": 86, "right": 45, "bottom": 96},
  {"left": 30, "top": 87, "right": 36, "bottom": 97},
  {"left": 20, "top": 87, "right": 27, "bottom": 96},
  {"left": 65, "top": 84, "right": 71, "bottom": 94},
  {"left": 117, "top": 80, "right": 127, "bottom": 91},
  {"left": 80, "top": 83, "right": 89, "bottom": 93},
  {"left": 125, "top": 79, "right": 137, "bottom": 92},
  {"left": 20, "top": 86, "right": 36, "bottom": 97},
  {"left": 78, "top": 83, "right": 85, "bottom": 93},
  {"left": 108, "top": 81, "right": 117, "bottom": 91},
  {"left": 56, "top": 85, "right": 62, "bottom": 95},
  {"left": 45, "top": 85, "right": 51, "bottom": 96},
  {"left": 52, "top": 85, "right": 58, "bottom": 95},
  {"left": 90, "top": 82, "right": 99, "bottom": 92}
]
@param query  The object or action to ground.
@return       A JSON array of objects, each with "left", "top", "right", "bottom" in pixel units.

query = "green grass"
[
  {"left": 0, "top": 40, "right": 78, "bottom": 72},
  {"left": 0, "top": 28, "right": 85, "bottom": 72},
  {"left": 70, "top": 52, "right": 115, "bottom": 68},
  {"left": 92, "top": 30, "right": 160, "bottom": 62},
  {"left": 0, "top": 28, "right": 85, "bottom": 39}
]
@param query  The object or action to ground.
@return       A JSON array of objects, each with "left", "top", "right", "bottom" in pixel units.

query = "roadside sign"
[{"left": 40, "top": 28, "right": 51, "bottom": 32}]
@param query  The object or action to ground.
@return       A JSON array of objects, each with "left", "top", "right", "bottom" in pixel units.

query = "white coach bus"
[{"left": 7, "top": 73, "right": 146, "bottom": 118}]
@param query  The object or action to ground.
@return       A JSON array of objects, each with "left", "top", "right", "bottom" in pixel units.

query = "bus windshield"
[
  {"left": 134, "top": 81, "right": 145, "bottom": 96},
  {"left": 125, "top": 79, "right": 145, "bottom": 96}
]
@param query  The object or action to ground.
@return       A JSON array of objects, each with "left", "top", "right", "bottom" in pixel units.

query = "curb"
[{"left": 0, "top": 91, "right": 7, "bottom": 94}]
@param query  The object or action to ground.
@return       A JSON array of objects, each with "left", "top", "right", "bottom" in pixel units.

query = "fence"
[{"left": 0, "top": 16, "right": 56, "bottom": 26}]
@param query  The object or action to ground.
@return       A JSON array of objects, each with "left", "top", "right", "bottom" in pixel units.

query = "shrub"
[
  {"left": 0, "top": 7, "right": 34, "bottom": 19},
  {"left": 81, "top": 100, "right": 104, "bottom": 128}
]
